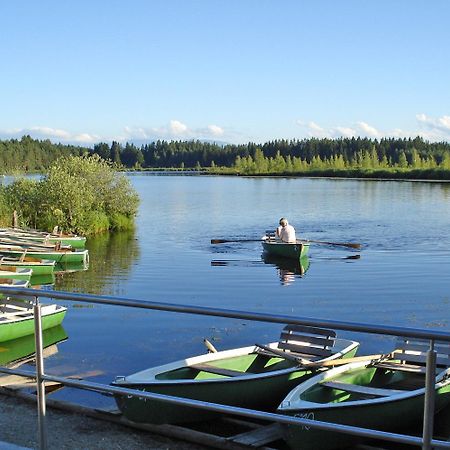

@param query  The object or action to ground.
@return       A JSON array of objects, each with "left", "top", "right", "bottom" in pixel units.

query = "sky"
[{"left": 1, "top": 1, "right": 449, "bottom": 146}]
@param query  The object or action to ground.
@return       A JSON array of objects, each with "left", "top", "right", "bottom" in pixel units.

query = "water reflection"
[
  {"left": 55, "top": 230, "right": 139, "bottom": 295},
  {"left": 262, "top": 254, "right": 310, "bottom": 286},
  {"left": 0, "top": 325, "right": 67, "bottom": 367}
]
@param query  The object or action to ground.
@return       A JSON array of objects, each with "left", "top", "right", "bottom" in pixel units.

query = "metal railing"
[{"left": 0, "top": 286, "right": 449, "bottom": 450}]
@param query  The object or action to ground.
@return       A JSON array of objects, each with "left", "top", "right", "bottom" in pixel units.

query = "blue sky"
[{"left": 1, "top": 1, "right": 449, "bottom": 145}]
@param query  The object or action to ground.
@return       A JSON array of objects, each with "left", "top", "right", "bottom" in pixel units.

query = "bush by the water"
[{"left": 0, "top": 155, "right": 139, "bottom": 235}]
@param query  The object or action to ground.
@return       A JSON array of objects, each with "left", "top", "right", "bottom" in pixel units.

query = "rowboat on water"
[
  {"left": 0, "top": 267, "right": 33, "bottom": 282},
  {"left": 277, "top": 338, "right": 450, "bottom": 450},
  {"left": 0, "top": 244, "right": 89, "bottom": 264},
  {"left": 0, "top": 256, "right": 56, "bottom": 275},
  {"left": 0, "top": 297, "right": 67, "bottom": 342},
  {"left": 262, "top": 239, "right": 309, "bottom": 260},
  {"left": 112, "top": 325, "right": 359, "bottom": 425},
  {"left": 0, "top": 227, "right": 86, "bottom": 249}
]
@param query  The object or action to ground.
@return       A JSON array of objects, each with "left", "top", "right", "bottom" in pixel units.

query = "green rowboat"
[
  {"left": 0, "top": 245, "right": 89, "bottom": 264},
  {"left": 0, "top": 228, "right": 86, "bottom": 249},
  {"left": 262, "top": 239, "right": 309, "bottom": 260},
  {"left": 0, "top": 267, "right": 33, "bottom": 282},
  {"left": 0, "top": 256, "right": 56, "bottom": 275},
  {"left": 0, "top": 299, "right": 67, "bottom": 342},
  {"left": 278, "top": 338, "right": 450, "bottom": 450},
  {"left": 112, "top": 325, "right": 359, "bottom": 425}
]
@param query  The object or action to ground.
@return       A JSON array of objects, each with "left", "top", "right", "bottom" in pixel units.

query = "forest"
[{"left": 1, "top": 135, "right": 450, "bottom": 179}]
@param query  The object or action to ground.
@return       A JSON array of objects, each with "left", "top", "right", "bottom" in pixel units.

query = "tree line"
[{"left": 1, "top": 135, "right": 450, "bottom": 179}]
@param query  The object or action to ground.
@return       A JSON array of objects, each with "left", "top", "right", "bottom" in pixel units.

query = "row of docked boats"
[
  {"left": 0, "top": 227, "right": 88, "bottom": 342},
  {"left": 112, "top": 324, "right": 450, "bottom": 450}
]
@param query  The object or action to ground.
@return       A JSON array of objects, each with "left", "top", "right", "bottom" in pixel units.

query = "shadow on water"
[{"left": 54, "top": 230, "right": 140, "bottom": 295}]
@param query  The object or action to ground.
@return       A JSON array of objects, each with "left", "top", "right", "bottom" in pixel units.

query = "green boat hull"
[
  {"left": 0, "top": 261, "right": 56, "bottom": 275},
  {"left": 0, "top": 325, "right": 67, "bottom": 366},
  {"left": 0, "top": 306, "right": 67, "bottom": 342},
  {"left": 279, "top": 365, "right": 450, "bottom": 450},
  {"left": 0, "top": 271, "right": 32, "bottom": 282},
  {"left": 0, "top": 249, "right": 89, "bottom": 264},
  {"left": 262, "top": 241, "right": 309, "bottom": 260},
  {"left": 113, "top": 344, "right": 358, "bottom": 425}
]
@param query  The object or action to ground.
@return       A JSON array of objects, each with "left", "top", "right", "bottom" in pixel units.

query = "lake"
[{"left": 7, "top": 174, "right": 450, "bottom": 438}]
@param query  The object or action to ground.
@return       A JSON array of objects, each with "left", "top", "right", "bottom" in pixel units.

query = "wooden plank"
[
  {"left": 321, "top": 381, "right": 405, "bottom": 397},
  {"left": 278, "top": 331, "right": 335, "bottom": 348},
  {"left": 374, "top": 362, "right": 427, "bottom": 374},
  {"left": 392, "top": 351, "right": 450, "bottom": 367},
  {"left": 282, "top": 324, "right": 336, "bottom": 338},
  {"left": 190, "top": 363, "right": 245, "bottom": 377},
  {"left": 229, "top": 423, "right": 283, "bottom": 447},
  {"left": 277, "top": 341, "right": 332, "bottom": 357}
]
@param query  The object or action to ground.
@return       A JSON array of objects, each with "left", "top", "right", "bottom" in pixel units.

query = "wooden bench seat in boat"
[
  {"left": 374, "top": 338, "right": 450, "bottom": 374},
  {"left": 190, "top": 363, "right": 246, "bottom": 377},
  {"left": 320, "top": 380, "right": 406, "bottom": 397},
  {"left": 256, "top": 324, "right": 337, "bottom": 363}
]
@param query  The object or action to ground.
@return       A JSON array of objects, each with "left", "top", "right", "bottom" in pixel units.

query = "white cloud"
[
  {"left": 296, "top": 114, "right": 450, "bottom": 142},
  {"left": 207, "top": 125, "right": 224, "bottom": 137},
  {"left": 123, "top": 120, "right": 228, "bottom": 142},
  {"left": 0, "top": 126, "right": 100, "bottom": 145},
  {"left": 169, "top": 120, "right": 189, "bottom": 136},
  {"left": 356, "top": 121, "right": 380, "bottom": 138}
]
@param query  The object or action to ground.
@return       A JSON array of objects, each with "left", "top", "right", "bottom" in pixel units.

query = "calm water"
[{"left": 8, "top": 175, "right": 450, "bottom": 435}]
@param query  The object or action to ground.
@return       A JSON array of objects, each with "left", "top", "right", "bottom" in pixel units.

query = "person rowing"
[{"left": 276, "top": 217, "right": 296, "bottom": 243}]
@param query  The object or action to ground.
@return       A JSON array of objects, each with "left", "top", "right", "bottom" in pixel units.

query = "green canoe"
[
  {"left": 278, "top": 338, "right": 450, "bottom": 450},
  {"left": 262, "top": 239, "right": 309, "bottom": 260},
  {"left": 0, "top": 298, "right": 67, "bottom": 342},
  {"left": 0, "top": 245, "right": 89, "bottom": 264},
  {"left": 0, "top": 256, "right": 56, "bottom": 275},
  {"left": 112, "top": 325, "right": 359, "bottom": 425}
]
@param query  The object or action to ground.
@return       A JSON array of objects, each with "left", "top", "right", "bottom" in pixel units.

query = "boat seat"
[
  {"left": 277, "top": 324, "right": 336, "bottom": 359},
  {"left": 374, "top": 338, "right": 450, "bottom": 374},
  {"left": 190, "top": 363, "right": 245, "bottom": 377},
  {"left": 321, "top": 381, "right": 405, "bottom": 397}
]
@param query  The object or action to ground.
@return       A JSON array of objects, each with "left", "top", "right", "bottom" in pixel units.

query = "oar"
[
  {"left": 211, "top": 238, "right": 263, "bottom": 244},
  {"left": 305, "top": 239, "right": 362, "bottom": 249},
  {"left": 255, "top": 343, "right": 389, "bottom": 367}
]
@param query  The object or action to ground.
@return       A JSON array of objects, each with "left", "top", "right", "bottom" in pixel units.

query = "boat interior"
[
  {"left": 155, "top": 325, "right": 338, "bottom": 381},
  {"left": 303, "top": 338, "right": 450, "bottom": 403}
]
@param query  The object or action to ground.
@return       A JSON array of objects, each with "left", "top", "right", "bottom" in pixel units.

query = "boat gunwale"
[
  {"left": 114, "top": 338, "right": 358, "bottom": 386},
  {"left": 278, "top": 359, "right": 450, "bottom": 412},
  {"left": 0, "top": 305, "right": 67, "bottom": 325}
]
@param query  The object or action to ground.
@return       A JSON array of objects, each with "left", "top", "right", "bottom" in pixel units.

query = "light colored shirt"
[{"left": 276, "top": 224, "right": 296, "bottom": 243}]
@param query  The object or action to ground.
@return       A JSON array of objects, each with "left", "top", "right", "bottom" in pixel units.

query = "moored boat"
[
  {"left": 112, "top": 325, "right": 359, "bottom": 425},
  {"left": 262, "top": 239, "right": 310, "bottom": 260},
  {"left": 0, "top": 227, "right": 86, "bottom": 249},
  {"left": 0, "top": 297, "right": 67, "bottom": 342},
  {"left": 0, "top": 267, "right": 33, "bottom": 282},
  {"left": 277, "top": 338, "right": 450, "bottom": 450},
  {"left": 0, "top": 256, "right": 56, "bottom": 275},
  {"left": 0, "top": 244, "right": 89, "bottom": 264}
]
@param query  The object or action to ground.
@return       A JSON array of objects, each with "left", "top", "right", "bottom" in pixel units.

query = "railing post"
[
  {"left": 422, "top": 339, "right": 436, "bottom": 450},
  {"left": 33, "top": 295, "right": 48, "bottom": 450}
]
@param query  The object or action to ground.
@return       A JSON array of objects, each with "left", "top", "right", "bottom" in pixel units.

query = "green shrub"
[{"left": 4, "top": 155, "right": 139, "bottom": 235}]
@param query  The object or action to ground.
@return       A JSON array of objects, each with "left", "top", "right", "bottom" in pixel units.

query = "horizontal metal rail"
[
  {"left": 2, "top": 286, "right": 450, "bottom": 342},
  {"left": 0, "top": 365, "right": 449, "bottom": 449},
  {"left": 1, "top": 286, "right": 450, "bottom": 450}
]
